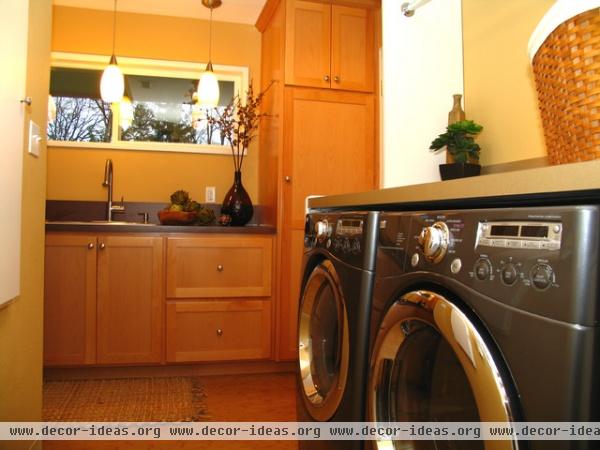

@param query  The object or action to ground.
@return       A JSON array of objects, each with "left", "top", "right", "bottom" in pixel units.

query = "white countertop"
[{"left": 308, "top": 160, "right": 600, "bottom": 210}]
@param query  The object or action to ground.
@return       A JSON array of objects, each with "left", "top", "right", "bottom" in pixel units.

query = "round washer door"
[
  {"left": 298, "top": 259, "right": 350, "bottom": 421},
  {"left": 368, "top": 290, "right": 519, "bottom": 450}
]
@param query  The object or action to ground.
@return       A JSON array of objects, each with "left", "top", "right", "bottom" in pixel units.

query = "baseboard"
[{"left": 44, "top": 360, "right": 296, "bottom": 380}]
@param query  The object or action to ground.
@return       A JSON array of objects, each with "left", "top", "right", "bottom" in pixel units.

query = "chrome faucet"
[{"left": 102, "top": 159, "right": 125, "bottom": 221}]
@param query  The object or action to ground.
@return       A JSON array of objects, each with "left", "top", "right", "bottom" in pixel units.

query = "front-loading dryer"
[
  {"left": 368, "top": 205, "right": 600, "bottom": 450},
  {"left": 297, "top": 211, "right": 379, "bottom": 450}
]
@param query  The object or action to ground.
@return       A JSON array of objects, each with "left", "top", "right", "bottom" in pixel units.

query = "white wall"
[
  {"left": 0, "top": 0, "right": 28, "bottom": 306},
  {"left": 382, "top": 0, "right": 464, "bottom": 187}
]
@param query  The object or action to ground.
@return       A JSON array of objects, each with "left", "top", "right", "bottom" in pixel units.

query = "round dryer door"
[
  {"left": 298, "top": 259, "right": 350, "bottom": 421},
  {"left": 368, "top": 290, "right": 519, "bottom": 450}
]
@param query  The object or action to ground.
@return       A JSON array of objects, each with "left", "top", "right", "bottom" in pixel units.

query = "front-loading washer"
[
  {"left": 368, "top": 205, "right": 599, "bottom": 450},
  {"left": 297, "top": 211, "right": 379, "bottom": 450}
]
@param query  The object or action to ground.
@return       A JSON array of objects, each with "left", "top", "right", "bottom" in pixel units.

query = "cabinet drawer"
[
  {"left": 166, "top": 300, "right": 272, "bottom": 362},
  {"left": 166, "top": 236, "right": 272, "bottom": 298}
]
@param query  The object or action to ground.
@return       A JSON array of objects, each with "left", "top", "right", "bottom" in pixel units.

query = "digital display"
[
  {"left": 521, "top": 225, "right": 548, "bottom": 238},
  {"left": 341, "top": 220, "right": 363, "bottom": 228},
  {"left": 490, "top": 225, "right": 519, "bottom": 237}
]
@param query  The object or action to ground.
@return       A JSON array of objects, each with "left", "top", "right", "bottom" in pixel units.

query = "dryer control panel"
[
  {"left": 394, "top": 205, "right": 599, "bottom": 326},
  {"left": 305, "top": 212, "right": 379, "bottom": 271}
]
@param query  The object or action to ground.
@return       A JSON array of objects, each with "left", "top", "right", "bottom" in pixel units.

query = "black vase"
[{"left": 221, "top": 170, "right": 254, "bottom": 226}]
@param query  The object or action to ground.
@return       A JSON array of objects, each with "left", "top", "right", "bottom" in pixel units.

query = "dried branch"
[{"left": 207, "top": 81, "right": 273, "bottom": 172}]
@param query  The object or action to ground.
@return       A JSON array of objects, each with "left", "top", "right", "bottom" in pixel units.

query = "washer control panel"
[
  {"left": 398, "top": 205, "right": 600, "bottom": 325},
  {"left": 477, "top": 221, "right": 562, "bottom": 251}
]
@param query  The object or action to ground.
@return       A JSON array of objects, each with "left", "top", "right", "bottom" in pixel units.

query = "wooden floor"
[{"left": 44, "top": 372, "right": 299, "bottom": 450}]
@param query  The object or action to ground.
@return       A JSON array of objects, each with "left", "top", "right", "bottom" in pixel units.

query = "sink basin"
[{"left": 46, "top": 220, "right": 157, "bottom": 226}]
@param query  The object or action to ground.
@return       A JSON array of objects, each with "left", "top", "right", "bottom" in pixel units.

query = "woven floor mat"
[{"left": 43, "top": 376, "right": 209, "bottom": 422}]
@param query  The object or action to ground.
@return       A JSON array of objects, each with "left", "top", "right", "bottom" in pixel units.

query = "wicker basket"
[{"left": 531, "top": 7, "right": 600, "bottom": 164}]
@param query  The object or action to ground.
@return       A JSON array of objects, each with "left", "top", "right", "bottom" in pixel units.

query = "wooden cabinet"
[
  {"left": 44, "top": 234, "right": 97, "bottom": 365},
  {"left": 165, "top": 235, "right": 273, "bottom": 363},
  {"left": 166, "top": 236, "right": 272, "bottom": 298},
  {"left": 96, "top": 236, "right": 163, "bottom": 364},
  {"left": 257, "top": 0, "right": 380, "bottom": 360},
  {"left": 166, "top": 300, "right": 271, "bottom": 362},
  {"left": 285, "top": 0, "right": 374, "bottom": 92},
  {"left": 44, "top": 233, "right": 163, "bottom": 366}
]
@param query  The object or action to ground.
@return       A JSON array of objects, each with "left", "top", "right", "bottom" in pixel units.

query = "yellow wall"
[
  {"left": 0, "top": 1, "right": 51, "bottom": 450},
  {"left": 463, "top": 0, "right": 554, "bottom": 166},
  {"left": 48, "top": 6, "right": 261, "bottom": 203}
]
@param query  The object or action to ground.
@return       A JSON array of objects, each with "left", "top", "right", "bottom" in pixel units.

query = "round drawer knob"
[
  {"left": 216, "top": 329, "right": 223, "bottom": 337},
  {"left": 88, "top": 243, "right": 95, "bottom": 249},
  {"left": 99, "top": 243, "right": 106, "bottom": 250},
  {"left": 217, "top": 265, "right": 224, "bottom": 272}
]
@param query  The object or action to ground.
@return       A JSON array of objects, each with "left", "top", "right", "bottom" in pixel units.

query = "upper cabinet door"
[
  {"left": 285, "top": 0, "right": 332, "bottom": 88},
  {"left": 331, "top": 5, "right": 374, "bottom": 92}
]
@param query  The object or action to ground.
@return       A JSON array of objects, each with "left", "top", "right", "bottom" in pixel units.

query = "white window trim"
[{"left": 48, "top": 52, "right": 249, "bottom": 155}]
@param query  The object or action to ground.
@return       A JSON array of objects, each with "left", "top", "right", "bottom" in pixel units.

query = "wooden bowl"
[{"left": 157, "top": 210, "right": 198, "bottom": 225}]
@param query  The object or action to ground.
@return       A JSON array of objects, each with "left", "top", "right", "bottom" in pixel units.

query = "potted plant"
[{"left": 429, "top": 119, "right": 483, "bottom": 180}]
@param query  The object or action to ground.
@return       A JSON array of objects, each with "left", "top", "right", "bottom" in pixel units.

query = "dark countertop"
[
  {"left": 45, "top": 200, "right": 275, "bottom": 234},
  {"left": 45, "top": 222, "right": 276, "bottom": 234},
  {"left": 308, "top": 160, "right": 600, "bottom": 211}
]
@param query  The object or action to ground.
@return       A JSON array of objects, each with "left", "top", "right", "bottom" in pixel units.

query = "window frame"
[{"left": 48, "top": 52, "right": 249, "bottom": 155}]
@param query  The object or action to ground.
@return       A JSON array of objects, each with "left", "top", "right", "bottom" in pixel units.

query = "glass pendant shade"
[
  {"left": 47, "top": 96, "right": 57, "bottom": 123},
  {"left": 101, "top": 55, "right": 124, "bottom": 103},
  {"left": 119, "top": 95, "right": 133, "bottom": 129},
  {"left": 198, "top": 64, "right": 220, "bottom": 107}
]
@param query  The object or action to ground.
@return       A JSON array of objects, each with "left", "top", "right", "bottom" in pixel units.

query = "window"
[{"left": 47, "top": 52, "right": 249, "bottom": 155}]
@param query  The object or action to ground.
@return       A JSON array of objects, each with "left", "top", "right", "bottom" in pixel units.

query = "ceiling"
[{"left": 53, "top": 0, "right": 268, "bottom": 25}]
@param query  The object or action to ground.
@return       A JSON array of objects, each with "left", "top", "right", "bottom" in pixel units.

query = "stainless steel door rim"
[
  {"left": 368, "top": 290, "right": 518, "bottom": 450},
  {"left": 298, "top": 260, "right": 350, "bottom": 422}
]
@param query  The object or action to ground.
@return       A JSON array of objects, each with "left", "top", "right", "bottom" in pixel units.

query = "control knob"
[
  {"left": 474, "top": 258, "right": 492, "bottom": 281},
  {"left": 501, "top": 263, "right": 518, "bottom": 286},
  {"left": 315, "top": 220, "right": 331, "bottom": 243},
  {"left": 530, "top": 264, "right": 554, "bottom": 290},
  {"left": 417, "top": 221, "right": 450, "bottom": 263}
]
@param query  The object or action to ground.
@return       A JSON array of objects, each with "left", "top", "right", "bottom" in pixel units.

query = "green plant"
[{"left": 429, "top": 120, "right": 483, "bottom": 163}]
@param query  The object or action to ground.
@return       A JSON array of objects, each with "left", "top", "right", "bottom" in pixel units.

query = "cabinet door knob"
[
  {"left": 88, "top": 243, "right": 95, "bottom": 249},
  {"left": 216, "top": 329, "right": 223, "bottom": 337},
  {"left": 334, "top": 76, "right": 340, "bottom": 83},
  {"left": 217, "top": 264, "right": 224, "bottom": 272},
  {"left": 324, "top": 75, "right": 330, "bottom": 82},
  {"left": 284, "top": 176, "right": 291, "bottom": 182},
  {"left": 99, "top": 243, "right": 106, "bottom": 250}
]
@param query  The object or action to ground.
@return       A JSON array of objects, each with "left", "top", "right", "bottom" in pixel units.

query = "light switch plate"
[
  {"left": 28, "top": 120, "right": 41, "bottom": 157},
  {"left": 205, "top": 186, "right": 216, "bottom": 203}
]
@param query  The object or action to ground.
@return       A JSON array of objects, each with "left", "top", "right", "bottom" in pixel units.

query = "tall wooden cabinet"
[{"left": 257, "top": 0, "right": 380, "bottom": 360}]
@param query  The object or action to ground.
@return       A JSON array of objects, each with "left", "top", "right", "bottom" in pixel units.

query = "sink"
[{"left": 46, "top": 220, "right": 157, "bottom": 226}]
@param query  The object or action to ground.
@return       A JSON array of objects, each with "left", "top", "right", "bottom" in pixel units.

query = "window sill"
[{"left": 47, "top": 139, "right": 244, "bottom": 156}]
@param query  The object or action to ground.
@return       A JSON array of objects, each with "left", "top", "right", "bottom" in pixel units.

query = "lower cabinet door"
[
  {"left": 96, "top": 236, "right": 163, "bottom": 364},
  {"left": 166, "top": 300, "right": 272, "bottom": 362},
  {"left": 44, "top": 234, "right": 97, "bottom": 366}
]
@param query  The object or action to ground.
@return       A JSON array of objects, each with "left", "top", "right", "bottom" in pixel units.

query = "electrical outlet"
[{"left": 205, "top": 186, "right": 216, "bottom": 203}]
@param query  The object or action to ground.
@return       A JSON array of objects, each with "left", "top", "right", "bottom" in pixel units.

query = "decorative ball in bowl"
[{"left": 157, "top": 210, "right": 198, "bottom": 225}]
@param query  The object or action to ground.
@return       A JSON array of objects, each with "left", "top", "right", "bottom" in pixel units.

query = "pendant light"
[
  {"left": 100, "top": 0, "right": 124, "bottom": 103},
  {"left": 197, "top": 0, "right": 222, "bottom": 107}
]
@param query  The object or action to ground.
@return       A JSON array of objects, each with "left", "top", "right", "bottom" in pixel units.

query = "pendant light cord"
[
  {"left": 208, "top": 7, "right": 213, "bottom": 63},
  {"left": 112, "top": 0, "right": 117, "bottom": 56}
]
